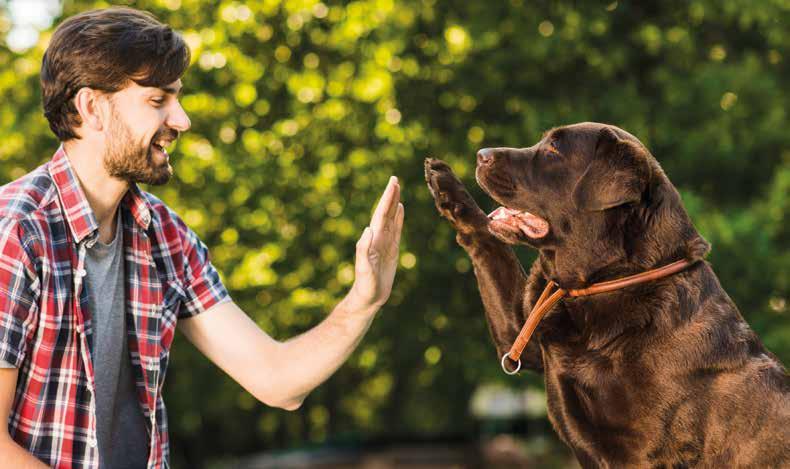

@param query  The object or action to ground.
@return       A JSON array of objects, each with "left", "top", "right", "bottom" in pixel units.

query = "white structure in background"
[
  {"left": 3, "top": 0, "right": 61, "bottom": 52},
  {"left": 469, "top": 383, "right": 547, "bottom": 420}
]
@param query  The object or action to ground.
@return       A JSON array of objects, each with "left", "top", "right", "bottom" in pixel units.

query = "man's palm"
[{"left": 351, "top": 176, "right": 404, "bottom": 310}]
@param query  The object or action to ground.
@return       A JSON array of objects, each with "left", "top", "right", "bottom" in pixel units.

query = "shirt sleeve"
[
  {"left": 0, "top": 219, "right": 38, "bottom": 368},
  {"left": 172, "top": 214, "right": 231, "bottom": 320}
]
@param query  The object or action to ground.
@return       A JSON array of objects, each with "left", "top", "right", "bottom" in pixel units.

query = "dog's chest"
[
  {"left": 540, "top": 342, "right": 661, "bottom": 460},
  {"left": 543, "top": 345, "right": 641, "bottom": 418}
]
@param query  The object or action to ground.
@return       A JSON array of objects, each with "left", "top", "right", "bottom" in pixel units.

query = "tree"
[{"left": 1, "top": 1, "right": 787, "bottom": 467}]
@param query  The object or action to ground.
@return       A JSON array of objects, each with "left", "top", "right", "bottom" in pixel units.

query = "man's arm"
[
  {"left": 0, "top": 369, "right": 49, "bottom": 468},
  {"left": 178, "top": 177, "right": 404, "bottom": 410}
]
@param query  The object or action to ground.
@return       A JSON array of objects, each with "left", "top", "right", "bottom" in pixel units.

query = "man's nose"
[{"left": 166, "top": 100, "right": 191, "bottom": 133}]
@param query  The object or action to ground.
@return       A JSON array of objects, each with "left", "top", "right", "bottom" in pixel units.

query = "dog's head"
[{"left": 475, "top": 122, "right": 709, "bottom": 288}]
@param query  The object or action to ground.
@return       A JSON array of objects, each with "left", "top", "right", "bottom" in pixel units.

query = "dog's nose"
[{"left": 477, "top": 148, "right": 496, "bottom": 166}]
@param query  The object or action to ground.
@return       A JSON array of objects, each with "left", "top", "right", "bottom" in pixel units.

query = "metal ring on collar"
[{"left": 501, "top": 353, "right": 521, "bottom": 375}]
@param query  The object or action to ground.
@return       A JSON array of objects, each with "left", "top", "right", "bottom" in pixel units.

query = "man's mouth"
[
  {"left": 151, "top": 140, "right": 172, "bottom": 158},
  {"left": 150, "top": 129, "right": 179, "bottom": 159},
  {"left": 487, "top": 206, "right": 549, "bottom": 239}
]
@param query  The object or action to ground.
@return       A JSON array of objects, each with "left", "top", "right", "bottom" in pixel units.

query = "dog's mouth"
[{"left": 487, "top": 206, "right": 549, "bottom": 239}]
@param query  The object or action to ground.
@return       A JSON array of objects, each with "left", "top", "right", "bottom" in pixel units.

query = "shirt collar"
[{"left": 48, "top": 146, "right": 152, "bottom": 244}]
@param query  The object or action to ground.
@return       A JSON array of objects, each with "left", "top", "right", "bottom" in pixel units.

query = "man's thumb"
[{"left": 356, "top": 227, "right": 373, "bottom": 258}]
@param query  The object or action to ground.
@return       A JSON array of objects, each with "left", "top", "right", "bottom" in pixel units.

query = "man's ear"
[
  {"left": 72, "top": 87, "right": 107, "bottom": 133},
  {"left": 572, "top": 127, "right": 652, "bottom": 212}
]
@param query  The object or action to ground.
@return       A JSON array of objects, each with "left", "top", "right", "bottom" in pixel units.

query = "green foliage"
[{"left": 1, "top": 0, "right": 787, "bottom": 466}]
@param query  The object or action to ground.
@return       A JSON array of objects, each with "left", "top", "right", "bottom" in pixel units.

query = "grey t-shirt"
[{"left": 84, "top": 211, "right": 149, "bottom": 468}]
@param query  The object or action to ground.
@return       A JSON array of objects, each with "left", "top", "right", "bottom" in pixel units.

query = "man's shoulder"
[
  {"left": 0, "top": 163, "right": 56, "bottom": 222},
  {"left": 0, "top": 164, "right": 55, "bottom": 263}
]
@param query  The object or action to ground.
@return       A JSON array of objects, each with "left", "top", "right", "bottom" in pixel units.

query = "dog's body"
[{"left": 425, "top": 122, "right": 789, "bottom": 468}]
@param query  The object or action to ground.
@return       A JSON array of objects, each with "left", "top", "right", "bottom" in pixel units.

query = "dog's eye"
[{"left": 546, "top": 138, "right": 560, "bottom": 155}]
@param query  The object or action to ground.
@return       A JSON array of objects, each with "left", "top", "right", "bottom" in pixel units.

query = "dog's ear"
[{"left": 572, "top": 127, "right": 652, "bottom": 212}]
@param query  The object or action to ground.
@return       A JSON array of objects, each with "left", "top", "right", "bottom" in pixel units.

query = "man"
[{"left": 0, "top": 7, "right": 404, "bottom": 469}]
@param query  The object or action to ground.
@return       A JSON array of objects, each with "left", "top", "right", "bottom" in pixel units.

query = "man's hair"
[{"left": 41, "top": 7, "right": 190, "bottom": 141}]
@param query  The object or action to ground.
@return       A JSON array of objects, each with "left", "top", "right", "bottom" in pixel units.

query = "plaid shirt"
[{"left": 0, "top": 147, "right": 230, "bottom": 468}]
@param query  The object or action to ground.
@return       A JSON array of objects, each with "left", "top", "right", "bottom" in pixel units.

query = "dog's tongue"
[{"left": 487, "top": 206, "right": 549, "bottom": 238}]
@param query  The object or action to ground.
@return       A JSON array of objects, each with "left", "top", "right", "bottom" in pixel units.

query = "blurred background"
[{"left": 0, "top": 0, "right": 787, "bottom": 467}]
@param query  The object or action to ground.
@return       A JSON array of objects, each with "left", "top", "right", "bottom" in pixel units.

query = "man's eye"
[{"left": 151, "top": 98, "right": 165, "bottom": 106}]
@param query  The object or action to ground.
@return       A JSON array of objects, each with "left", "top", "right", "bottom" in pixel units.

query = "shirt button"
[
  {"left": 77, "top": 268, "right": 87, "bottom": 277},
  {"left": 88, "top": 437, "right": 97, "bottom": 448}
]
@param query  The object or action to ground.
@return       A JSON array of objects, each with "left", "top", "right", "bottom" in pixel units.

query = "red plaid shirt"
[{"left": 0, "top": 147, "right": 230, "bottom": 468}]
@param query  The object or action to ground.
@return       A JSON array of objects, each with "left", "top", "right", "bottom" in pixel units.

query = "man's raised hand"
[{"left": 347, "top": 176, "right": 404, "bottom": 313}]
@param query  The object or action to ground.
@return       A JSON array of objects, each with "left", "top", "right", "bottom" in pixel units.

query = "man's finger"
[
  {"left": 372, "top": 176, "right": 397, "bottom": 221},
  {"left": 380, "top": 181, "right": 401, "bottom": 231},
  {"left": 373, "top": 199, "right": 402, "bottom": 250},
  {"left": 375, "top": 202, "right": 404, "bottom": 259},
  {"left": 393, "top": 203, "right": 404, "bottom": 247},
  {"left": 370, "top": 176, "right": 400, "bottom": 230},
  {"left": 385, "top": 203, "right": 404, "bottom": 258}
]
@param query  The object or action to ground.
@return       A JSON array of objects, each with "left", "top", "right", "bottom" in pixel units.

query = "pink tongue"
[{"left": 487, "top": 206, "right": 549, "bottom": 238}]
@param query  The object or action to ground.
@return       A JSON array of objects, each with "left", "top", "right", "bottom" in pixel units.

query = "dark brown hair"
[{"left": 41, "top": 7, "right": 190, "bottom": 141}]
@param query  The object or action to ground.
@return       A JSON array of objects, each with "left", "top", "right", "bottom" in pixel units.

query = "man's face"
[{"left": 103, "top": 79, "right": 190, "bottom": 186}]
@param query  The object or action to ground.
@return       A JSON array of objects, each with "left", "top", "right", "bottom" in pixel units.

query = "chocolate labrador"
[{"left": 425, "top": 122, "right": 789, "bottom": 468}]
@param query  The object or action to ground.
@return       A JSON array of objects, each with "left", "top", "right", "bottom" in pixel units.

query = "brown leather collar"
[{"left": 501, "top": 259, "right": 699, "bottom": 374}]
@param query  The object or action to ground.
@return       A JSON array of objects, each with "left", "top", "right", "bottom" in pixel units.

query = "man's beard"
[{"left": 103, "top": 107, "right": 177, "bottom": 186}]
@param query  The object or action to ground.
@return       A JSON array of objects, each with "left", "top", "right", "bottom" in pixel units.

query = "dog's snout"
[{"left": 477, "top": 148, "right": 496, "bottom": 166}]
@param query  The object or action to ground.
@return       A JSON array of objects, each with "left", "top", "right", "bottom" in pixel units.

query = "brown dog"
[{"left": 425, "top": 122, "right": 789, "bottom": 468}]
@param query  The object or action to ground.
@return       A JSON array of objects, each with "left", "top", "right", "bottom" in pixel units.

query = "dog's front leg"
[{"left": 425, "top": 158, "right": 544, "bottom": 371}]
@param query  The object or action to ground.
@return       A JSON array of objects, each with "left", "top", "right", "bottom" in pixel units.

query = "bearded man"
[{"left": 0, "top": 7, "right": 404, "bottom": 468}]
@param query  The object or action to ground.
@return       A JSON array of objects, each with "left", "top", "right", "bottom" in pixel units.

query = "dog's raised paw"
[
  {"left": 424, "top": 158, "right": 455, "bottom": 201},
  {"left": 424, "top": 158, "right": 487, "bottom": 231}
]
